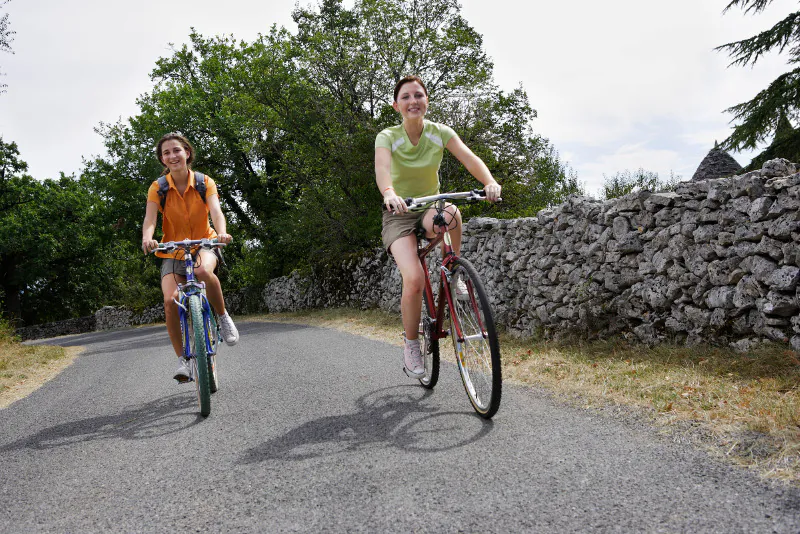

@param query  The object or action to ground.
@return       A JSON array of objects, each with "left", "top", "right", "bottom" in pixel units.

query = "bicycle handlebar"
[
  {"left": 153, "top": 238, "right": 226, "bottom": 253},
  {"left": 405, "top": 189, "right": 502, "bottom": 210}
]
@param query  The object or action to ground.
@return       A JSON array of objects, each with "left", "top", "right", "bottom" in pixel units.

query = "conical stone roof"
[{"left": 691, "top": 146, "right": 743, "bottom": 182}]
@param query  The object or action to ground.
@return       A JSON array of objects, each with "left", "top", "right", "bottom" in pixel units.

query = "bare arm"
[
  {"left": 207, "top": 194, "right": 232, "bottom": 244},
  {"left": 445, "top": 136, "right": 501, "bottom": 202},
  {"left": 142, "top": 201, "right": 160, "bottom": 254},
  {"left": 375, "top": 146, "right": 408, "bottom": 214}
]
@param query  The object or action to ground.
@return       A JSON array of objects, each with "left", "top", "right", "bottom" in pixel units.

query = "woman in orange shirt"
[{"left": 142, "top": 133, "right": 239, "bottom": 382}]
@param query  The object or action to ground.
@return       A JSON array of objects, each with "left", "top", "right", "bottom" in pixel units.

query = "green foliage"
[
  {"left": 0, "top": 313, "right": 17, "bottom": 343},
  {"left": 600, "top": 169, "right": 680, "bottom": 200},
  {"left": 88, "top": 0, "right": 577, "bottom": 290},
  {"left": 0, "top": 0, "right": 13, "bottom": 93},
  {"left": 717, "top": 1, "right": 800, "bottom": 162},
  {"left": 0, "top": 138, "right": 159, "bottom": 325}
]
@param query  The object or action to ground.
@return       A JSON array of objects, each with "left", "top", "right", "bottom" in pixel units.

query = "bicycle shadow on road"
[
  {"left": 1, "top": 393, "right": 201, "bottom": 451},
  {"left": 240, "top": 385, "right": 494, "bottom": 464}
]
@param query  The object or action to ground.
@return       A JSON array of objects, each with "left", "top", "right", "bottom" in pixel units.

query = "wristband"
[{"left": 383, "top": 186, "right": 395, "bottom": 194}]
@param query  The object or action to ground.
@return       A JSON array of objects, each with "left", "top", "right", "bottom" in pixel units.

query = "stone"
[
  {"left": 761, "top": 158, "right": 797, "bottom": 178},
  {"left": 768, "top": 212, "right": 800, "bottom": 240},
  {"left": 693, "top": 224, "right": 720, "bottom": 244},
  {"left": 733, "top": 275, "right": 762, "bottom": 309},
  {"left": 706, "top": 286, "right": 736, "bottom": 309},
  {"left": 768, "top": 266, "right": 800, "bottom": 291},
  {"left": 759, "top": 291, "right": 799, "bottom": 316},
  {"left": 746, "top": 255, "right": 778, "bottom": 283},
  {"left": 748, "top": 197, "right": 773, "bottom": 222}
]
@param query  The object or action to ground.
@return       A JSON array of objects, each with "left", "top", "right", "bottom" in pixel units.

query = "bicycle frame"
[
  {"left": 414, "top": 197, "right": 487, "bottom": 346},
  {"left": 164, "top": 241, "right": 219, "bottom": 360}
]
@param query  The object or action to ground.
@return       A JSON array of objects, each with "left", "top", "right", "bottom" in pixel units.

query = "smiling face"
[
  {"left": 159, "top": 139, "right": 191, "bottom": 174},
  {"left": 393, "top": 80, "right": 428, "bottom": 121}
]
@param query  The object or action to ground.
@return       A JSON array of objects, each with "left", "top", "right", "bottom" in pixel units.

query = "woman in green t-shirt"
[{"left": 375, "top": 75, "right": 501, "bottom": 379}]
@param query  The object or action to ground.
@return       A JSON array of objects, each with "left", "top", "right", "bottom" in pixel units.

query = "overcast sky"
[{"left": 0, "top": 0, "right": 796, "bottom": 194}]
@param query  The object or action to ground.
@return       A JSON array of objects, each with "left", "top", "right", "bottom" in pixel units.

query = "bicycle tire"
[
  {"left": 448, "top": 258, "right": 501, "bottom": 418},
  {"left": 204, "top": 305, "right": 220, "bottom": 394},
  {"left": 188, "top": 295, "right": 211, "bottom": 417},
  {"left": 418, "top": 296, "right": 440, "bottom": 389}
]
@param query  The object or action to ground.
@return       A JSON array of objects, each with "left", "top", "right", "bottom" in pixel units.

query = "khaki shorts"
[
  {"left": 381, "top": 208, "right": 429, "bottom": 253},
  {"left": 160, "top": 249, "right": 222, "bottom": 278}
]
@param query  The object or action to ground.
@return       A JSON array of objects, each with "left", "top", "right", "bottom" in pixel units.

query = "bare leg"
[
  {"left": 195, "top": 249, "right": 226, "bottom": 315},
  {"left": 390, "top": 234, "right": 425, "bottom": 340},
  {"left": 422, "top": 202, "right": 462, "bottom": 255},
  {"left": 161, "top": 274, "right": 186, "bottom": 357}
]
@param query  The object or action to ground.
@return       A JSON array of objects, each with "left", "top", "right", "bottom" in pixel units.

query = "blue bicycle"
[{"left": 155, "top": 238, "right": 225, "bottom": 417}]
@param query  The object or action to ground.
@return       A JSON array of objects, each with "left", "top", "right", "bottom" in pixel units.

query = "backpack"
[{"left": 156, "top": 172, "right": 207, "bottom": 211}]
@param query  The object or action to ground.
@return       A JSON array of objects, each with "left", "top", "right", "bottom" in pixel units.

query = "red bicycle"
[{"left": 406, "top": 190, "right": 502, "bottom": 419}]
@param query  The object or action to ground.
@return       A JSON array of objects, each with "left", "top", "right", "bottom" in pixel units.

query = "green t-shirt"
[{"left": 375, "top": 120, "right": 458, "bottom": 199}]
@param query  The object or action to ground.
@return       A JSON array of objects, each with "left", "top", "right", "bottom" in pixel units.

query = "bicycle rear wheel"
[
  {"left": 188, "top": 295, "right": 211, "bottom": 417},
  {"left": 448, "top": 258, "right": 501, "bottom": 418},
  {"left": 204, "top": 303, "right": 220, "bottom": 394},
  {"left": 418, "top": 297, "right": 440, "bottom": 389}
]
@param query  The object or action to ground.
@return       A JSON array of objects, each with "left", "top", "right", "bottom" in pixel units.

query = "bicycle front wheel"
[
  {"left": 449, "top": 258, "right": 501, "bottom": 418},
  {"left": 189, "top": 295, "right": 211, "bottom": 417},
  {"left": 204, "top": 303, "right": 220, "bottom": 394},
  {"left": 418, "top": 297, "right": 440, "bottom": 389}
]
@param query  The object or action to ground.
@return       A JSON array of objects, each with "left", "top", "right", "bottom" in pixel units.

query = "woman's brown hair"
[
  {"left": 393, "top": 75, "right": 428, "bottom": 102},
  {"left": 156, "top": 132, "right": 195, "bottom": 172}
]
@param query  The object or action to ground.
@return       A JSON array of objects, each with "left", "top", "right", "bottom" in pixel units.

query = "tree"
[
  {"left": 717, "top": 1, "right": 800, "bottom": 164},
  {"left": 0, "top": 139, "right": 156, "bottom": 326},
  {"left": 89, "top": 0, "right": 580, "bottom": 287},
  {"left": 0, "top": 137, "right": 30, "bottom": 211},
  {"left": 0, "top": 0, "right": 14, "bottom": 94},
  {"left": 600, "top": 169, "right": 680, "bottom": 200}
]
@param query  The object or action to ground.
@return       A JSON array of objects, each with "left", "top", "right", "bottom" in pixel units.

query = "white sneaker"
[
  {"left": 403, "top": 337, "right": 424, "bottom": 379},
  {"left": 174, "top": 357, "right": 192, "bottom": 383},
  {"left": 219, "top": 312, "right": 239, "bottom": 346},
  {"left": 456, "top": 278, "right": 470, "bottom": 301}
]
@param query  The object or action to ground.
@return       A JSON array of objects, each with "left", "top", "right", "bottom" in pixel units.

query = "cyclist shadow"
[
  {"left": 1, "top": 393, "right": 202, "bottom": 451},
  {"left": 240, "top": 385, "right": 494, "bottom": 464}
]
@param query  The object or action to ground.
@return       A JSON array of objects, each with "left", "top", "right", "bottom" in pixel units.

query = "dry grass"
[
  {"left": 259, "top": 307, "right": 800, "bottom": 484},
  {"left": 0, "top": 326, "right": 82, "bottom": 409}
]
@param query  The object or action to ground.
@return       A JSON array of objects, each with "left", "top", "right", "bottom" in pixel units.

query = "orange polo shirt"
[{"left": 147, "top": 171, "right": 219, "bottom": 259}]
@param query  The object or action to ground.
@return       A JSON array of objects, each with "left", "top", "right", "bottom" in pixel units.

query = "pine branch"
[
  {"left": 723, "top": 0, "right": 778, "bottom": 15},
  {"left": 715, "top": 12, "right": 800, "bottom": 67},
  {"left": 721, "top": 67, "right": 800, "bottom": 151}
]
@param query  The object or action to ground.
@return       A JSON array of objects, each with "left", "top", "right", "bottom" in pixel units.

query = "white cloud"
[
  {"left": 0, "top": 0, "right": 795, "bottom": 184},
  {"left": 574, "top": 143, "right": 684, "bottom": 195}
]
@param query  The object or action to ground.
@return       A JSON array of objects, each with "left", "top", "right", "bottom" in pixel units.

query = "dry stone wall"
[
  {"left": 262, "top": 158, "right": 800, "bottom": 352},
  {"left": 17, "top": 158, "right": 800, "bottom": 352}
]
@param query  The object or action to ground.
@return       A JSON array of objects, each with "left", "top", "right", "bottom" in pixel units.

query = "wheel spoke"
[{"left": 449, "top": 259, "right": 501, "bottom": 418}]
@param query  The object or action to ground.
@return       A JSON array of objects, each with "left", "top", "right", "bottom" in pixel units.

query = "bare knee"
[
  {"left": 164, "top": 292, "right": 179, "bottom": 314},
  {"left": 401, "top": 268, "right": 425, "bottom": 295},
  {"left": 446, "top": 204, "right": 461, "bottom": 228},
  {"left": 194, "top": 264, "right": 210, "bottom": 280}
]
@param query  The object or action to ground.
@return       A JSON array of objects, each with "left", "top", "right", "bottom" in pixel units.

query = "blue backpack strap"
[
  {"left": 194, "top": 171, "right": 207, "bottom": 203},
  {"left": 156, "top": 175, "right": 169, "bottom": 211}
]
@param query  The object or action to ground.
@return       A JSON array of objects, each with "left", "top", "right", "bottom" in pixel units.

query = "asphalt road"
[{"left": 1, "top": 320, "right": 799, "bottom": 533}]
